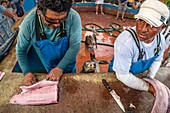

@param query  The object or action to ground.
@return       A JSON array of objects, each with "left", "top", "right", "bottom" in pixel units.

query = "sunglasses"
[{"left": 43, "top": 13, "right": 68, "bottom": 25}]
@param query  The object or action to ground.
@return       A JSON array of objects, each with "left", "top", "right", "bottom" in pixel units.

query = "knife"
[{"left": 102, "top": 79, "right": 125, "bottom": 112}]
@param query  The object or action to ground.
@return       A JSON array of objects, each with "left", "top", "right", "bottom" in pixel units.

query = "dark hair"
[
  {"left": 0, "top": 0, "right": 7, "bottom": 5},
  {"left": 38, "top": 0, "right": 72, "bottom": 14}
]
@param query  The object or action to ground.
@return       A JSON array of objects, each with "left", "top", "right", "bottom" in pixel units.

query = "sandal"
[
  {"left": 115, "top": 17, "right": 118, "bottom": 20},
  {"left": 121, "top": 18, "right": 125, "bottom": 22}
]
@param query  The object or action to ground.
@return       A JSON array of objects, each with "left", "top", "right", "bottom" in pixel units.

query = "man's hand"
[
  {"left": 46, "top": 67, "right": 63, "bottom": 81},
  {"left": 24, "top": 72, "right": 37, "bottom": 86},
  {"left": 148, "top": 84, "right": 156, "bottom": 96}
]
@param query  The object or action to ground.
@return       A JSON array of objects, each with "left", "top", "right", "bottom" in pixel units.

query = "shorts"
[{"left": 118, "top": 2, "right": 127, "bottom": 11}]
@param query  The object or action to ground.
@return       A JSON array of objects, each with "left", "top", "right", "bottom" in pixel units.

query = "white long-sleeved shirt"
[{"left": 113, "top": 27, "right": 165, "bottom": 91}]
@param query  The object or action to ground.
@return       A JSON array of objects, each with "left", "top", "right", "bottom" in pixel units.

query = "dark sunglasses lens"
[
  {"left": 44, "top": 14, "right": 67, "bottom": 24},
  {"left": 45, "top": 17, "right": 58, "bottom": 24}
]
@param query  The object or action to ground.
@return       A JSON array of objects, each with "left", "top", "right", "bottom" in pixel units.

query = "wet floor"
[{"left": 76, "top": 11, "right": 136, "bottom": 73}]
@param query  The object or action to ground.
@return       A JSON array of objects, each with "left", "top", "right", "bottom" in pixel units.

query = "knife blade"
[{"left": 102, "top": 79, "right": 125, "bottom": 112}]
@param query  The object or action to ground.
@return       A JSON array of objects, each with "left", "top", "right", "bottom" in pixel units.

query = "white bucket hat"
[{"left": 134, "top": 0, "right": 169, "bottom": 27}]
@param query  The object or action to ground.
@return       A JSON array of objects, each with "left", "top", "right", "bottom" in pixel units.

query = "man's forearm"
[
  {"left": 146, "top": 61, "right": 162, "bottom": 79},
  {"left": 116, "top": 72, "right": 149, "bottom": 91}
]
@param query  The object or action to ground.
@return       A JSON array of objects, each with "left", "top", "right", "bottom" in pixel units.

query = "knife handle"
[{"left": 102, "top": 79, "right": 112, "bottom": 92}]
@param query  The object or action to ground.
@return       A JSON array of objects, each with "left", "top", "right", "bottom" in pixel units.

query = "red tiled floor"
[{"left": 76, "top": 11, "right": 136, "bottom": 73}]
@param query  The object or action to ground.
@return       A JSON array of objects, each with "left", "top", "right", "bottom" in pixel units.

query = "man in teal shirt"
[{"left": 16, "top": 0, "right": 82, "bottom": 86}]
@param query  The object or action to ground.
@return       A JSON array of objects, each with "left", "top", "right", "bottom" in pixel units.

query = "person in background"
[
  {"left": 7, "top": 0, "right": 17, "bottom": 14},
  {"left": 9, "top": 0, "right": 25, "bottom": 17},
  {"left": 161, "top": 24, "right": 170, "bottom": 67},
  {"left": 72, "top": 0, "right": 75, "bottom": 4},
  {"left": 16, "top": 0, "right": 82, "bottom": 86},
  {"left": 95, "top": 0, "right": 104, "bottom": 15},
  {"left": 81, "top": 0, "right": 86, "bottom": 3},
  {"left": 115, "top": 0, "right": 127, "bottom": 21},
  {"left": 109, "top": 0, "right": 169, "bottom": 95},
  {"left": 0, "top": 4, "right": 19, "bottom": 20},
  {"left": 0, "top": 0, "right": 16, "bottom": 26},
  {"left": 132, "top": 0, "right": 144, "bottom": 9}
]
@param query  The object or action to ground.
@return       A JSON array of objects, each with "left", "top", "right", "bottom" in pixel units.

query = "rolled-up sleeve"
[{"left": 57, "top": 10, "right": 82, "bottom": 70}]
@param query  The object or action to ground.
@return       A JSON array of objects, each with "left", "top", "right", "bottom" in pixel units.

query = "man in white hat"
[{"left": 109, "top": 0, "right": 169, "bottom": 95}]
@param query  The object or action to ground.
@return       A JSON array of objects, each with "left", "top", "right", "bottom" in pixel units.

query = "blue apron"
[
  {"left": 108, "top": 55, "right": 158, "bottom": 74},
  {"left": 35, "top": 37, "right": 76, "bottom": 73}
]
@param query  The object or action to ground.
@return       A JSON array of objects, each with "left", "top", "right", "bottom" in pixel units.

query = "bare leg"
[
  {"left": 100, "top": 4, "right": 104, "bottom": 15},
  {"left": 115, "top": 10, "right": 120, "bottom": 19},
  {"left": 96, "top": 4, "right": 99, "bottom": 14},
  {"left": 115, "top": 2, "right": 121, "bottom": 19},
  {"left": 121, "top": 10, "right": 126, "bottom": 21}
]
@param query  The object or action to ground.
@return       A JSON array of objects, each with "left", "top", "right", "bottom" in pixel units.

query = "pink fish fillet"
[
  {"left": 10, "top": 79, "right": 59, "bottom": 105},
  {"left": 144, "top": 78, "right": 170, "bottom": 113}
]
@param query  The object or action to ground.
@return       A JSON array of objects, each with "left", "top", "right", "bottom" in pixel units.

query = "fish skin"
[{"left": 144, "top": 78, "right": 170, "bottom": 113}]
